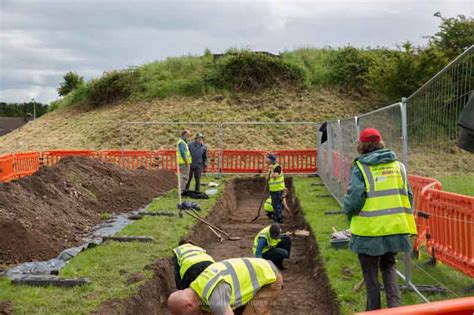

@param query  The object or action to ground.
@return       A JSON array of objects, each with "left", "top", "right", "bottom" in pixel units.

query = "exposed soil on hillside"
[
  {"left": 98, "top": 178, "right": 338, "bottom": 315},
  {"left": 0, "top": 156, "right": 176, "bottom": 264}
]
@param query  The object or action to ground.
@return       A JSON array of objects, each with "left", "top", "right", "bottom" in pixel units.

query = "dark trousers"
[
  {"left": 173, "top": 255, "right": 212, "bottom": 290},
  {"left": 358, "top": 252, "right": 401, "bottom": 311},
  {"left": 270, "top": 190, "right": 284, "bottom": 223},
  {"left": 262, "top": 235, "right": 291, "bottom": 269},
  {"left": 186, "top": 165, "right": 203, "bottom": 192}
]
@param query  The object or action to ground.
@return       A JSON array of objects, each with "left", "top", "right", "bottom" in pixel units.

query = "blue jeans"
[{"left": 270, "top": 190, "right": 283, "bottom": 222}]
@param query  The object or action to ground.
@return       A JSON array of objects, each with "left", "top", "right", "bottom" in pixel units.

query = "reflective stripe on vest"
[
  {"left": 190, "top": 258, "right": 277, "bottom": 311},
  {"left": 268, "top": 163, "right": 285, "bottom": 192},
  {"left": 252, "top": 226, "right": 281, "bottom": 255},
  {"left": 173, "top": 244, "right": 215, "bottom": 278},
  {"left": 264, "top": 197, "right": 273, "bottom": 213},
  {"left": 350, "top": 160, "right": 417, "bottom": 236},
  {"left": 176, "top": 138, "right": 192, "bottom": 165}
]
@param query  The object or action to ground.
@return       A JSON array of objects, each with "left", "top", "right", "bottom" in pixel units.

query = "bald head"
[
  {"left": 182, "top": 130, "right": 191, "bottom": 139},
  {"left": 167, "top": 289, "right": 201, "bottom": 315}
]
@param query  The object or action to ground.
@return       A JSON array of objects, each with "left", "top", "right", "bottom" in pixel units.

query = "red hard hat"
[{"left": 359, "top": 128, "right": 382, "bottom": 143}]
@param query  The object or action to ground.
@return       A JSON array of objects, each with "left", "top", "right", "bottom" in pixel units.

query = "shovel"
[
  {"left": 251, "top": 175, "right": 269, "bottom": 223},
  {"left": 184, "top": 210, "right": 241, "bottom": 241}
]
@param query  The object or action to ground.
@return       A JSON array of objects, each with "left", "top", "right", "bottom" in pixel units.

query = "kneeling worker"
[
  {"left": 168, "top": 257, "right": 283, "bottom": 315},
  {"left": 264, "top": 188, "right": 292, "bottom": 220},
  {"left": 253, "top": 223, "right": 291, "bottom": 270},
  {"left": 173, "top": 241, "right": 215, "bottom": 290}
]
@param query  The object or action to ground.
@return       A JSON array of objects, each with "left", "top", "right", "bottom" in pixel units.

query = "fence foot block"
[
  {"left": 11, "top": 275, "right": 91, "bottom": 288},
  {"left": 141, "top": 211, "right": 176, "bottom": 217},
  {"left": 102, "top": 236, "right": 155, "bottom": 243}
]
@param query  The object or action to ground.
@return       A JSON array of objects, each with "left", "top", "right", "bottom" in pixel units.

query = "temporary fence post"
[
  {"left": 400, "top": 99, "right": 408, "bottom": 169},
  {"left": 120, "top": 124, "right": 125, "bottom": 168},
  {"left": 315, "top": 123, "right": 319, "bottom": 174},
  {"left": 218, "top": 123, "right": 224, "bottom": 176},
  {"left": 354, "top": 116, "right": 360, "bottom": 136}
]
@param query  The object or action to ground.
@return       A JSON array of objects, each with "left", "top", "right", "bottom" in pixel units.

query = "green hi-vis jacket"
[
  {"left": 264, "top": 197, "right": 273, "bottom": 213},
  {"left": 344, "top": 149, "right": 414, "bottom": 256},
  {"left": 176, "top": 138, "right": 191, "bottom": 165},
  {"left": 173, "top": 244, "right": 215, "bottom": 278},
  {"left": 252, "top": 225, "right": 281, "bottom": 255},
  {"left": 190, "top": 258, "right": 277, "bottom": 311},
  {"left": 268, "top": 163, "right": 285, "bottom": 192}
]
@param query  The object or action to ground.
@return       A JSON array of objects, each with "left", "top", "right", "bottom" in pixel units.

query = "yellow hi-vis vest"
[
  {"left": 173, "top": 244, "right": 215, "bottom": 278},
  {"left": 264, "top": 197, "right": 273, "bottom": 213},
  {"left": 350, "top": 160, "right": 417, "bottom": 237},
  {"left": 190, "top": 258, "right": 277, "bottom": 311},
  {"left": 252, "top": 225, "right": 281, "bottom": 255},
  {"left": 176, "top": 138, "right": 191, "bottom": 165},
  {"left": 268, "top": 163, "right": 285, "bottom": 192}
]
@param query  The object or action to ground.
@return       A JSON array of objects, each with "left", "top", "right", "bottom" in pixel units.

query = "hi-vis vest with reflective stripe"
[
  {"left": 252, "top": 226, "right": 281, "bottom": 255},
  {"left": 176, "top": 138, "right": 192, "bottom": 165},
  {"left": 268, "top": 163, "right": 285, "bottom": 192},
  {"left": 173, "top": 244, "right": 215, "bottom": 278},
  {"left": 264, "top": 197, "right": 273, "bottom": 213},
  {"left": 350, "top": 160, "right": 417, "bottom": 237},
  {"left": 190, "top": 258, "right": 277, "bottom": 311}
]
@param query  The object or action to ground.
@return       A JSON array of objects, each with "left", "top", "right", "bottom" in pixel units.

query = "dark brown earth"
[
  {"left": 0, "top": 301, "right": 12, "bottom": 315},
  {"left": 102, "top": 177, "right": 338, "bottom": 315},
  {"left": 0, "top": 156, "right": 176, "bottom": 264}
]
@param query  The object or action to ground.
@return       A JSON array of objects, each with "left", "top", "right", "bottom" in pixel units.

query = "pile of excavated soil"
[
  {"left": 0, "top": 156, "right": 176, "bottom": 264},
  {"left": 99, "top": 178, "right": 338, "bottom": 315}
]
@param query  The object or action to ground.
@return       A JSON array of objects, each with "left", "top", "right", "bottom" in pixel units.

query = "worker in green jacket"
[
  {"left": 343, "top": 128, "right": 417, "bottom": 311},
  {"left": 167, "top": 258, "right": 283, "bottom": 315},
  {"left": 264, "top": 188, "right": 293, "bottom": 219},
  {"left": 253, "top": 223, "right": 291, "bottom": 270},
  {"left": 172, "top": 241, "right": 215, "bottom": 289},
  {"left": 177, "top": 130, "right": 192, "bottom": 193},
  {"left": 267, "top": 153, "right": 285, "bottom": 223}
]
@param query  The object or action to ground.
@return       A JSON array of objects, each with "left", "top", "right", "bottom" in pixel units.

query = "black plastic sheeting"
[{"left": 6, "top": 208, "right": 148, "bottom": 279}]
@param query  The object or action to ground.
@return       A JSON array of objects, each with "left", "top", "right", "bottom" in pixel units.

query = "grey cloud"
[{"left": 0, "top": 0, "right": 471, "bottom": 103}]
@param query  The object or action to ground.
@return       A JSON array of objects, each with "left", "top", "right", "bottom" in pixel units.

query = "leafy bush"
[
  {"left": 204, "top": 51, "right": 307, "bottom": 91},
  {"left": 326, "top": 46, "right": 371, "bottom": 90},
  {"left": 282, "top": 48, "right": 334, "bottom": 86},
  {"left": 57, "top": 72, "right": 84, "bottom": 96},
  {"left": 87, "top": 70, "right": 138, "bottom": 107},
  {"left": 133, "top": 56, "right": 207, "bottom": 99},
  {"left": 365, "top": 43, "right": 448, "bottom": 100},
  {"left": 430, "top": 13, "right": 474, "bottom": 59}
]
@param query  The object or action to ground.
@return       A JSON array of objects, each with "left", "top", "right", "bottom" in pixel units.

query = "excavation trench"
[{"left": 99, "top": 177, "right": 339, "bottom": 315}]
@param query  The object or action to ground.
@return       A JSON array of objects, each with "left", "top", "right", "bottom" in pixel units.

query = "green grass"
[
  {"left": 437, "top": 175, "right": 474, "bottom": 196},
  {"left": 0, "top": 177, "right": 224, "bottom": 314},
  {"left": 293, "top": 176, "right": 473, "bottom": 314}
]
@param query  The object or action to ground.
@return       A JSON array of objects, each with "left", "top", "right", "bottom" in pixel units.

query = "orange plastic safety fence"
[
  {"left": 425, "top": 189, "right": 474, "bottom": 278},
  {"left": 355, "top": 296, "right": 474, "bottom": 315},
  {"left": 409, "top": 175, "right": 443, "bottom": 253},
  {"left": 221, "top": 150, "right": 267, "bottom": 174},
  {"left": 14, "top": 152, "right": 41, "bottom": 178},
  {"left": 273, "top": 149, "right": 317, "bottom": 174},
  {"left": 41, "top": 150, "right": 97, "bottom": 166},
  {"left": 0, "top": 154, "right": 15, "bottom": 182},
  {"left": 99, "top": 150, "right": 155, "bottom": 170}
]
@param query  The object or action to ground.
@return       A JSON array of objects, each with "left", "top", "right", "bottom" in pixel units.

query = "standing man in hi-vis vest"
[
  {"left": 177, "top": 130, "right": 192, "bottom": 194},
  {"left": 343, "top": 128, "right": 417, "bottom": 311},
  {"left": 266, "top": 154, "right": 285, "bottom": 223},
  {"left": 167, "top": 258, "right": 283, "bottom": 315},
  {"left": 172, "top": 240, "right": 215, "bottom": 290}
]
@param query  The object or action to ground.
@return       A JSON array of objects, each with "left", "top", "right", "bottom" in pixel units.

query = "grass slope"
[
  {"left": 0, "top": 89, "right": 381, "bottom": 153},
  {"left": 293, "top": 176, "right": 473, "bottom": 314},
  {"left": 0, "top": 179, "right": 223, "bottom": 314}
]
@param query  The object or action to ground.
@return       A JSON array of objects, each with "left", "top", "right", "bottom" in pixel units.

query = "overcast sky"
[{"left": 0, "top": 0, "right": 471, "bottom": 104}]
